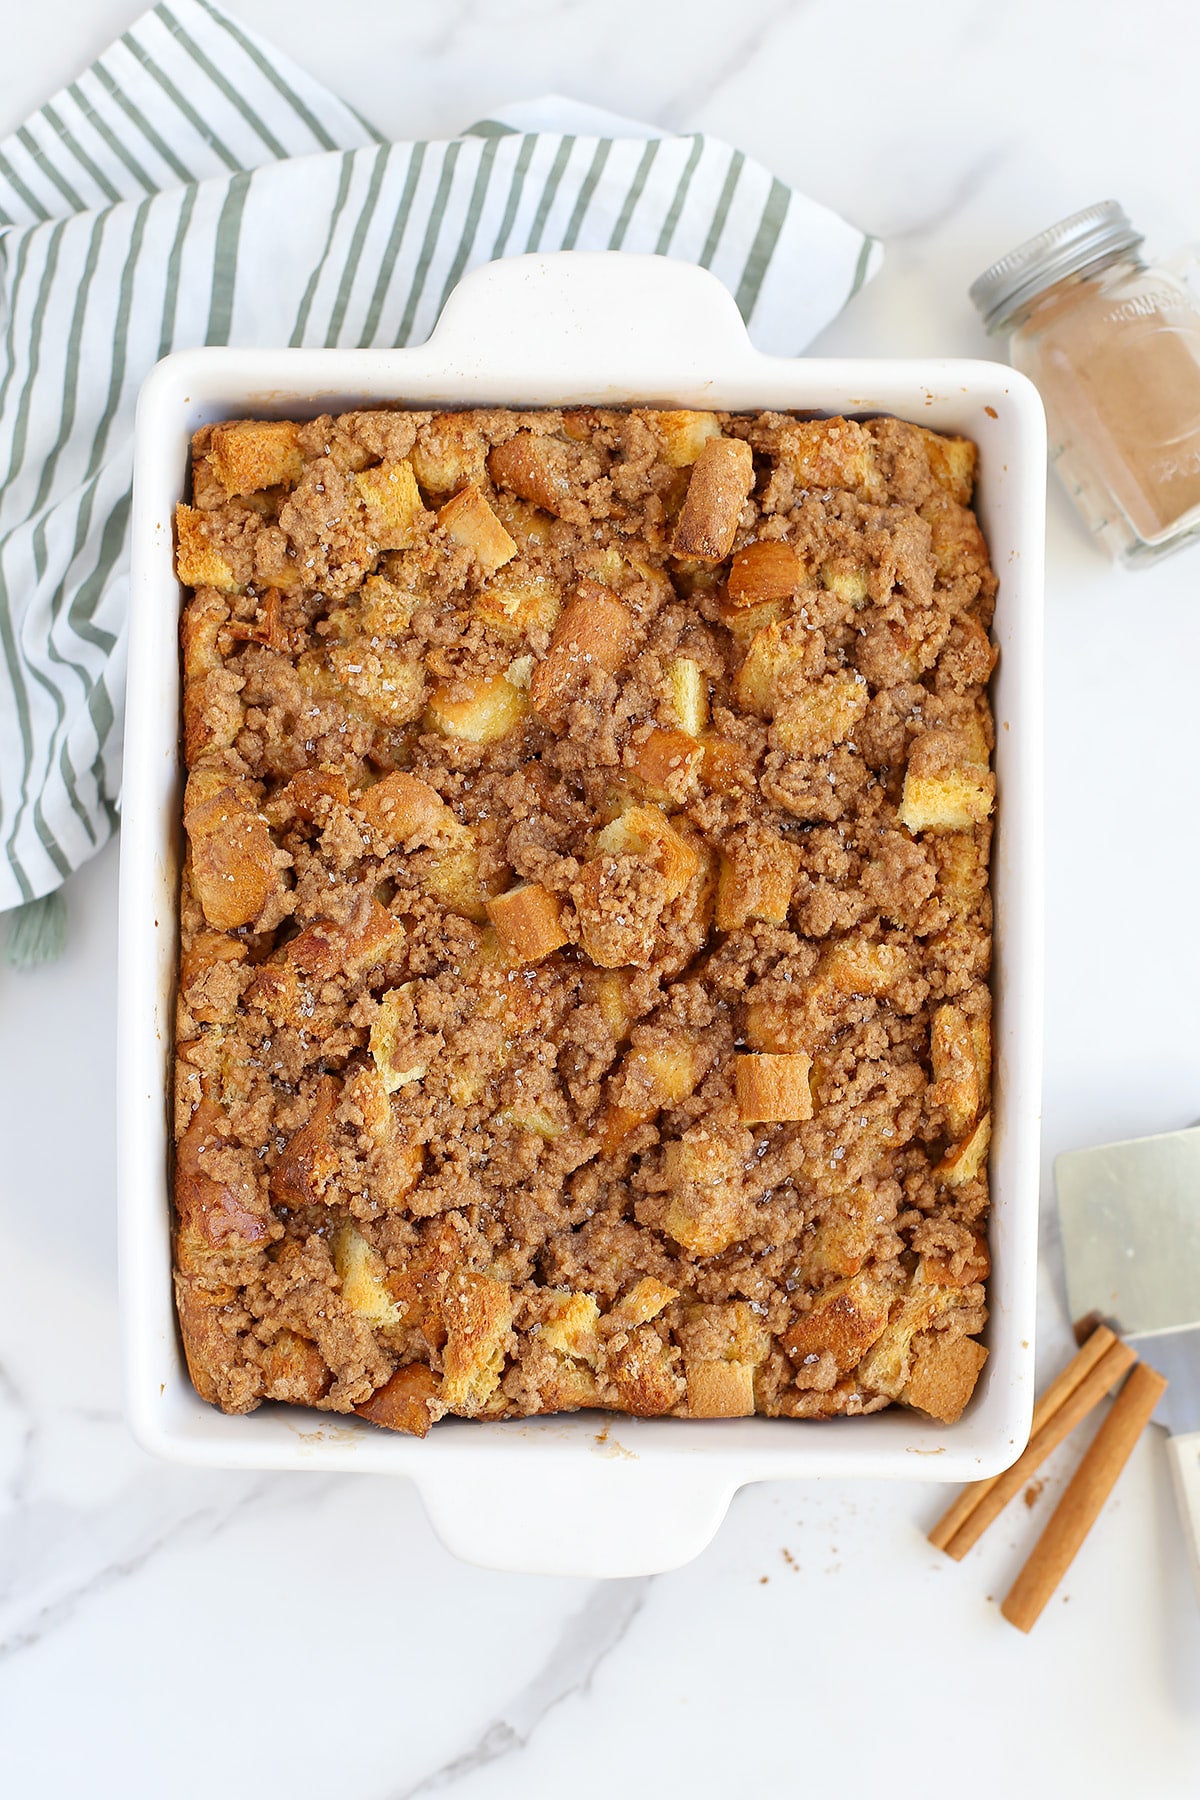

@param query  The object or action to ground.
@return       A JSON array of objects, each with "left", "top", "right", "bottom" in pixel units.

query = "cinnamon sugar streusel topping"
[{"left": 173, "top": 405, "right": 996, "bottom": 1436}]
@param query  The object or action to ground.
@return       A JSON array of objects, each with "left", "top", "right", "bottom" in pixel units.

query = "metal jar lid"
[{"left": 969, "top": 200, "right": 1144, "bottom": 333}]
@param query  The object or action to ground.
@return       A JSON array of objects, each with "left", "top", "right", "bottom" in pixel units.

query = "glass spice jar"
[{"left": 970, "top": 201, "right": 1200, "bottom": 566}]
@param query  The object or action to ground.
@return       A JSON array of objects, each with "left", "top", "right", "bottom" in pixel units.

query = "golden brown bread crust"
[{"left": 172, "top": 407, "right": 996, "bottom": 1433}]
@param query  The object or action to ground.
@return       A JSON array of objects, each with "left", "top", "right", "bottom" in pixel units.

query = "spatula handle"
[{"left": 1165, "top": 1430, "right": 1200, "bottom": 1603}]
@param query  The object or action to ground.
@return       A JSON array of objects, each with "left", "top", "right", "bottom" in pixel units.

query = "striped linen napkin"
[{"left": 0, "top": 0, "right": 881, "bottom": 962}]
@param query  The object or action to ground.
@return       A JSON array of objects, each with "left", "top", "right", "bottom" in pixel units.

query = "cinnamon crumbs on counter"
[{"left": 173, "top": 406, "right": 997, "bottom": 1434}]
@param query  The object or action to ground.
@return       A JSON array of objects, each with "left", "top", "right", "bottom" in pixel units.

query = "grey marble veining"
[{"left": 391, "top": 1580, "right": 651, "bottom": 1797}]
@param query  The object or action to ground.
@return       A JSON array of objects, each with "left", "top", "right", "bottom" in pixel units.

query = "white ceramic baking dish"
[{"left": 118, "top": 252, "right": 1045, "bottom": 1578}]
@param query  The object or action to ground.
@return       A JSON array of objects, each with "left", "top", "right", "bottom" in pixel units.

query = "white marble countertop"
[{"left": 3, "top": 1, "right": 1200, "bottom": 1793}]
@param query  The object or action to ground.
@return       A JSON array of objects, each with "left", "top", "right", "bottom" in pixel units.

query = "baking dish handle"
[
  {"left": 421, "top": 251, "right": 762, "bottom": 384},
  {"left": 413, "top": 1456, "right": 740, "bottom": 1578}
]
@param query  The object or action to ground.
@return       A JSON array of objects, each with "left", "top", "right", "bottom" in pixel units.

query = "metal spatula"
[{"left": 1057, "top": 1124, "right": 1200, "bottom": 1599}]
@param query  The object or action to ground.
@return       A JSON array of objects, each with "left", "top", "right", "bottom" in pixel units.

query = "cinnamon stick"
[
  {"left": 928, "top": 1324, "right": 1118, "bottom": 1552},
  {"left": 1001, "top": 1359, "right": 1167, "bottom": 1633},
  {"left": 938, "top": 1335, "right": 1137, "bottom": 1561}
]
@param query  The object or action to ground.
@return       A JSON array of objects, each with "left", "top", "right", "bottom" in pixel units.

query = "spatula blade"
[{"left": 1056, "top": 1125, "right": 1200, "bottom": 1339}]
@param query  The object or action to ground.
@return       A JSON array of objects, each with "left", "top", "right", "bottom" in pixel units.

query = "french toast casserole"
[{"left": 172, "top": 405, "right": 996, "bottom": 1438}]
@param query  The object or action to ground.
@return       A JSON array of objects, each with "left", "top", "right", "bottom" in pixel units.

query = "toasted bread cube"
[
  {"left": 782, "top": 1272, "right": 893, "bottom": 1373},
  {"left": 822, "top": 935, "right": 913, "bottom": 998},
  {"left": 906, "top": 724, "right": 990, "bottom": 777},
  {"left": 699, "top": 734, "right": 756, "bottom": 795},
  {"left": 944, "top": 625, "right": 998, "bottom": 708},
  {"left": 719, "top": 594, "right": 788, "bottom": 652},
  {"left": 173, "top": 1285, "right": 242, "bottom": 1409},
  {"left": 916, "top": 426, "right": 977, "bottom": 504},
  {"left": 560, "top": 408, "right": 600, "bottom": 441},
  {"left": 309, "top": 900, "right": 405, "bottom": 981},
  {"left": 802, "top": 1187, "right": 884, "bottom": 1280},
  {"left": 661, "top": 1190, "right": 741, "bottom": 1263},
  {"left": 919, "top": 1231, "right": 991, "bottom": 1290},
  {"left": 571, "top": 862, "right": 643, "bottom": 969},
  {"left": 439, "top": 1273, "right": 515, "bottom": 1414},
  {"left": 176, "top": 1094, "right": 271, "bottom": 1251},
  {"left": 541, "top": 1290, "right": 601, "bottom": 1362},
  {"left": 410, "top": 412, "right": 489, "bottom": 494},
  {"left": 600, "top": 549, "right": 675, "bottom": 609},
  {"left": 333, "top": 1221, "right": 404, "bottom": 1328},
  {"left": 855, "top": 1288, "right": 940, "bottom": 1397},
  {"left": 734, "top": 616, "right": 818, "bottom": 717},
  {"left": 903, "top": 1333, "right": 987, "bottom": 1423},
  {"left": 247, "top": 902, "right": 403, "bottom": 1028},
  {"left": 489, "top": 491, "right": 555, "bottom": 549},
  {"left": 727, "top": 539, "right": 801, "bottom": 607},
  {"left": 650, "top": 409, "right": 723, "bottom": 467},
  {"left": 252, "top": 534, "right": 307, "bottom": 595},
  {"left": 538, "top": 1362, "right": 602, "bottom": 1411},
  {"left": 629, "top": 727, "right": 704, "bottom": 802},
  {"left": 486, "top": 882, "right": 569, "bottom": 963},
  {"left": 573, "top": 808, "right": 701, "bottom": 968},
  {"left": 425, "top": 668, "right": 529, "bottom": 743},
  {"left": 898, "top": 767, "right": 995, "bottom": 834},
  {"left": 354, "top": 459, "right": 424, "bottom": 550},
  {"left": 343, "top": 1061, "right": 407, "bottom": 1156},
  {"left": 773, "top": 670, "right": 869, "bottom": 757},
  {"left": 662, "top": 1128, "right": 745, "bottom": 1258},
  {"left": 183, "top": 769, "right": 282, "bottom": 931},
  {"left": 683, "top": 1299, "right": 770, "bottom": 1366},
  {"left": 743, "top": 995, "right": 804, "bottom": 1054},
  {"left": 735, "top": 1052, "right": 813, "bottom": 1124},
  {"left": 921, "top": 491, "right": 991, "bottom": 582},
  {"left": 781, "top": 418, "right": 883, "bottom": 501},
  {"left": 606, "top": 1323, "right": 685, "bottom": 1416},
  {"left": 487, "top": 432, "right": 573, "bottom": 514},
  {"left": 611, "top": 1277, "right": 679, "bottom": 1328},
  {"left": 955, "top": 712, "right": 992, "bottom": 768},
  {"left": 359, "top": 770, "right": 452, "bottom": 846},
  {"left": 933, "top": 830, "right": 990, "bottom": 920},
  {"left": 260, "top": 1329, "right": 332, "bottom": 1406},
  {"left": 370, "top": 984, "right": 429, "bottom": 1093},
  {"left": 356, "top": 572, "right": 420, "bottom": 639},
  {"left": 473, "top": 572, "right": 562, "bottom": 640},
  {"left": 600, "top": 1032, "right": 703, "bottom": 1153},
  {"left": 670, "top": 436, "right": 755, "bottom": 561},
  {"left": 438, "top": 483, "right": 517, "bottom": 573},
  {"left": 936, "top": 1112, "right": 991, "bottom": 1187},
  {"left": 820, "top": 561, "right": 871, "bottom": 608},
  {"left": 180, "top": 591, "right": 227, "bottom": 682},
  {"left": 355, "top": 1363, "right": 439, "bottom": 1436},
  {"left": 529, "top": 583, "right": 636, "bottom": 723},
  {"left": 175, "top": 503, "right": 238, "bottom": 591},
  {"left": 179, "top": 931, "right": 248, "bottom": 1026},
  {"left": 715, "top": 832, "right": 802, "bottom": 931},
  {"left": 421, "top": 825, "right": 499, "bottom": 922},
  {"left": 686, "top": 1358, "right": 756, "bottom": 1417},
  {"left": 206, "top": 420, "right": 303, "bottom": 496},
  {"left": 317, "top": 639, "right": 426, "bottom": 728},
  {"left": 496, "top": 1101, "right": 566, "bottom": 1140},
  {"left": 930, "top": 1003, "right": 984, "bottom": 1138},
  {"left": 666, "top": 657, "right": 708, "bottom": 738},
  {"left": 597, "top": 969, "right": 637, "bottom": 1042},
  {"left": 270, "top": 1074, "right": 341, "bottom": 1208},
  {"left": 269, "top": 767, "right": 351, "bottom": 827},
  {"left": 596, "top": 804, "right": 700, "bottom": 904}
]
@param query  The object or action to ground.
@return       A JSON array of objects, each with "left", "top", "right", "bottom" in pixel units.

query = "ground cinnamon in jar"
[{"left": 971, "top": 201, "right": 1200, "bottom": 565}]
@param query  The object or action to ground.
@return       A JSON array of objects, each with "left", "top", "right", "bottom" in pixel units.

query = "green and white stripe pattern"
[{"left": 0, "top": 0, "right": 881, "bottom": 918}]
